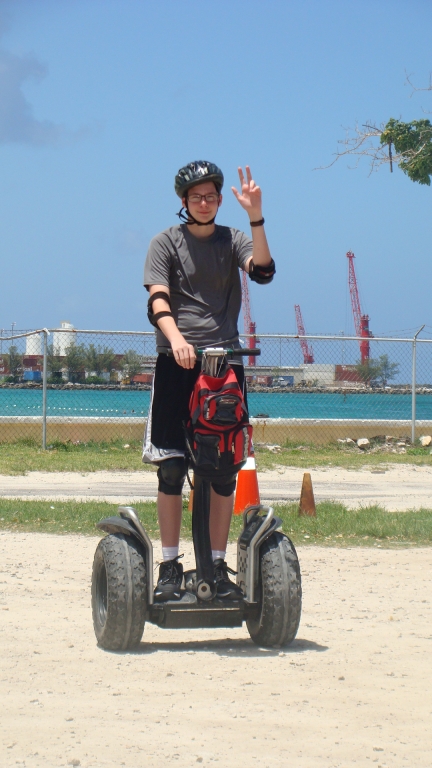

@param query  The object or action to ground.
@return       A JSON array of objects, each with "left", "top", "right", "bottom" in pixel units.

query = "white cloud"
[
  {"left": 0, "top": 10, "right": 93, "bottom": 148},
  {"left": 0, "top": 46, "right": 68, "bottom": 146}
]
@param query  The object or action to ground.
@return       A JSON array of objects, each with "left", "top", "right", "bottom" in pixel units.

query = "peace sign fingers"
[
  {"left": 232, "top": 165, "right": 263, "bottom": 217},
  {"left": 238, "top": 165, "right": 254, "bottom": 188}
]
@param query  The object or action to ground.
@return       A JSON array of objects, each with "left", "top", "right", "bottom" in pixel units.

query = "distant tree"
[
  {"left": 85, "top": 344, "right": 118, "bottom": 377},
  {"left": 6, "top": 345, "right": 23, "bottom": 382},
  {"left": 320, "top": 74, "right": 432, "bottom": 185},
  {"left": 381, "top": 118, "right": 432, "bottom": 185},
  {"left": 47, "top": 344, "right": 64, "bottom": 375},
  {"left": 355, "top": 359, "right": 381, "bottom": 386},
  {"left": 98, "top": 346, "right": 119, "bottom": 374},
  {"left": 121, "top": 350, "right": 142, "bottom": 381},
  {"left": 356, "top": 355, "right": 400, "bottom": 387},
  {"left": 374, "top": 354, "right": 400, "bottom": 387},
  {"left": 64, "top": 343, "right": 87, "bottom": 383}
]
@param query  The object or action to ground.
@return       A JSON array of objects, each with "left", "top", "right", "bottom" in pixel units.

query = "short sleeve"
[
  {"left": 232, "top": 229, "right": 253, "bottom": 271},
  {"left": 143, "top": 233, "right": 173, "bottom": 290}
]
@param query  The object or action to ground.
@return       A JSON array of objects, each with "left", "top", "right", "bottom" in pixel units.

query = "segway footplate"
[{"left": 149, "top": 593, "right": 245, "bottom": 629}]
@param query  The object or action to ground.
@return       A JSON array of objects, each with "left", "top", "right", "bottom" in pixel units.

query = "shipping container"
[
  {"left": 131, "top": 373, "right": 153, "bottom": 384},
  {"left": 23, "top": 371, "right": 42, "bottom": 382},
  {"left": 255, "top": 375, "right": 273, "bottom": 386},
  {"left": 335, "top": 365, "right": 363, "bottom": 383}
]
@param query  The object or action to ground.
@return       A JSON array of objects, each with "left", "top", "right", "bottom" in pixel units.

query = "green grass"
[
  {"left": 255, "top": 442, "right": 432, "bottom": 471},
  {"left": 0, "top": 438, "right": 431, "bottom": 475},
  {"left": 274, "top": 501, "right": 432, "bottom": 547},
  {"left": 0, "top": 499, "right": 162, "bottom": 538},
  {"left": 0, "top": 438, "right": 156, "bottom": 476},
  {"left": 1, "top": 498, "right": 431, "bottom": 547}
]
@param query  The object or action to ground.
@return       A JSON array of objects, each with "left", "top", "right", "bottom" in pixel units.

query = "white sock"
[
  {"left": 162, "top": 546, "right": 179, "bottom": 562},
  {"left": 212, "top": 550, "right": 226, "bottom": 562}
]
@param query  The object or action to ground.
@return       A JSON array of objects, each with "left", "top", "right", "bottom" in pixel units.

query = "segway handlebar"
[{"left": 163, "top": 346, "right": 261, "bottom": 358}]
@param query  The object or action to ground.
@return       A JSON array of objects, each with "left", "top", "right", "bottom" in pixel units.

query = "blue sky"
[{"left": 0, "top": 0, "right": 431, "bottom": 337}]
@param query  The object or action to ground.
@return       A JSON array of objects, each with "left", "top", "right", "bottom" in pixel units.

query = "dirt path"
[
  {"left": 1, "top": 531, "right": 431, "bottom": 767},
  {"left": 1, "top": 464, "right": 432, "bottom": 509}
]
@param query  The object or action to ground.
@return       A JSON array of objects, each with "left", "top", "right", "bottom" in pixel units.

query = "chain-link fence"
[
  {"left": 247, "top": 331, "right": 430, "bottom": 447},
  {"left": 0, "top": 328, "right": 157, "bottom": 446},
  {"left": 1, "top": 327, "right": 432, "bottom": 448}
]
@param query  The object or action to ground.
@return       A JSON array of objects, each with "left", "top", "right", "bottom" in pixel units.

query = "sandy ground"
[
  {"left": 1, "top": 464, "right": 432, "bottom": 509},
  {"left": 0, "top": 531, "right": 431, "bottom": 768}
]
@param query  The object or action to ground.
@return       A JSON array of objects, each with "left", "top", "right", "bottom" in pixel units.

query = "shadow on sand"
[{"left": 115, "top": 637, "right": 328, "bottom": 657}]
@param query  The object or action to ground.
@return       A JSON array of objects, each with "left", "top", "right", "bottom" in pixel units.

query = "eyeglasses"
[{"left": 187, "top": 193, "right": 220, "bottom": 204}]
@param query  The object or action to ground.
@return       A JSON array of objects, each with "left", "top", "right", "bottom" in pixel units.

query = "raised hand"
[{"left": 231, "top": 166, "right": 263, "bottom": 221}]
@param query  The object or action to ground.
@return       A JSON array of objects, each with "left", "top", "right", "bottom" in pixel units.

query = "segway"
[{"left": 91, "top": 347, "right": 302, "bottom": 651}]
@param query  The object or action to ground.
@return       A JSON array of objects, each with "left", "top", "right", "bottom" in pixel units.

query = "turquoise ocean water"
[{"left": 1, "top": 389, "right": 432, "bottom": 420}]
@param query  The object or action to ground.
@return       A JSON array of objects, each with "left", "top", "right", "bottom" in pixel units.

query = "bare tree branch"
[
  {"left": 405, "top": 71, "right": 432, "bottom": 114},
  {"left": 405, "top": 70, "right": 432, "bottom": 95},
  {"left": 317, "top": 73, "right": 432, "bottom": 184},
  {"left": 314, "top": 122, "right": 393, "bottom": 174},
  {"left": 316, "top": 118, "right": 432, "bottom": 179}
]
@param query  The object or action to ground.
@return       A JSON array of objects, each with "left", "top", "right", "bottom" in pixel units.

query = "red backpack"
[{"left": 186, "top": 367, "right": 253, "bottom": 478}]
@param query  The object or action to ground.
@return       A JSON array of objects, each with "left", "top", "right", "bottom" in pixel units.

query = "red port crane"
[
  {"left": 241, "top": 270, "right": 259, "bottom": 366},
  {"left": 346, "top": 251, "right": 371, "bottom": 363},
  {"left": 294, "top": 304, "right": 314, "bottom": 364}
]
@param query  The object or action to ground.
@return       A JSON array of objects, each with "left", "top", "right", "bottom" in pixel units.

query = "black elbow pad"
[
  {"left": 249, "top": 258, "right": 276, "bottom": 284},
  {"left": 147, "top": 291, "right": 173, "bottom": 327}
]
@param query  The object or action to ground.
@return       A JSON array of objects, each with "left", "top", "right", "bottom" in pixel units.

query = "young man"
[{"left": 143, "top": 160, "right": 275, "bottom": 601}]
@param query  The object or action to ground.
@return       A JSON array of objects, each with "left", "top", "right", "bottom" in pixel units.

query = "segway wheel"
[
  {"left": 247, "top": 532, "right": 302, "bottom": 648},
  {"left": 92, "top": 533, "right": 147, "bottom": 651}
]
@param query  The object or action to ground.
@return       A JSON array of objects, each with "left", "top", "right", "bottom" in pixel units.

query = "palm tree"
[
  {"left": 6, "top": 345, "right": 23, "bottom": 382},
  {"left": 121, "top": 349, "right": 142, "bottom": 382},
  {"left": 47, "top": 343, "right": 64, "bottom": 382},
  {"left": 85, "top": 344, "right": 118, "bottom": 378},
  {"left": 64, "top": 343, "right": 87, "bottom": 383}
]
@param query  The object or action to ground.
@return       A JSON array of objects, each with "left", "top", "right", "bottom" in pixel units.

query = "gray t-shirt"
[{"left": 144, "top": 224, "right": 253, "bottom": 351}]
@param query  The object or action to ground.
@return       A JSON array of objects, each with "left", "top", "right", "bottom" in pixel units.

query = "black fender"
[
  {"left": 97, "top": 516, "right": 147, "bottom": 550},
  {"left": 97, "top": 507, "right": 154, "bottom": 607}
]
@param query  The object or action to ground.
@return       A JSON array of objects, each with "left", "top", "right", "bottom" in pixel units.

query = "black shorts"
[{"left": 147, "top": 354, "right": 247, "bottom": 455}]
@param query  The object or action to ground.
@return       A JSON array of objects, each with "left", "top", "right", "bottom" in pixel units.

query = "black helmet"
[{"left": 175, "top": 160, "right": 224, "bottom": 198}]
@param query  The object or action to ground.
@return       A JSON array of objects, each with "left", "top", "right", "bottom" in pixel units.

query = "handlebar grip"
[
  {"left": 162, "top": 346, "right": 260, "bottom": 357},
  {"left": 239, "top": 348, "right": 261, "bottom": 356}
]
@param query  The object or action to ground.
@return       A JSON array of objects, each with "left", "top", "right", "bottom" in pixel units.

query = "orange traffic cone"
[
  {"left": 234, "top": 456, "right": 260, "bottom": 515},
  {"left": 298, "top": 472, "right": 316, "bottom": 517}
]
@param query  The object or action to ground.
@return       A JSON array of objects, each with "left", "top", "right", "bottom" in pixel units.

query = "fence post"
[
  {"left": 42, "top": 330, "right": 48, "bottom": 450},
  {"left": 411, "top": 325, "right": 425, "bottom": 445}
]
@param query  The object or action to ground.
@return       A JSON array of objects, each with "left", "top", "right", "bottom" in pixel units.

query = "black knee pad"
[
  {"left": 157, "top": 457, "right": 187, "bottom": 496},
  {"left": 211, "top": 474, "right": 237, "bottom": 498}
]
